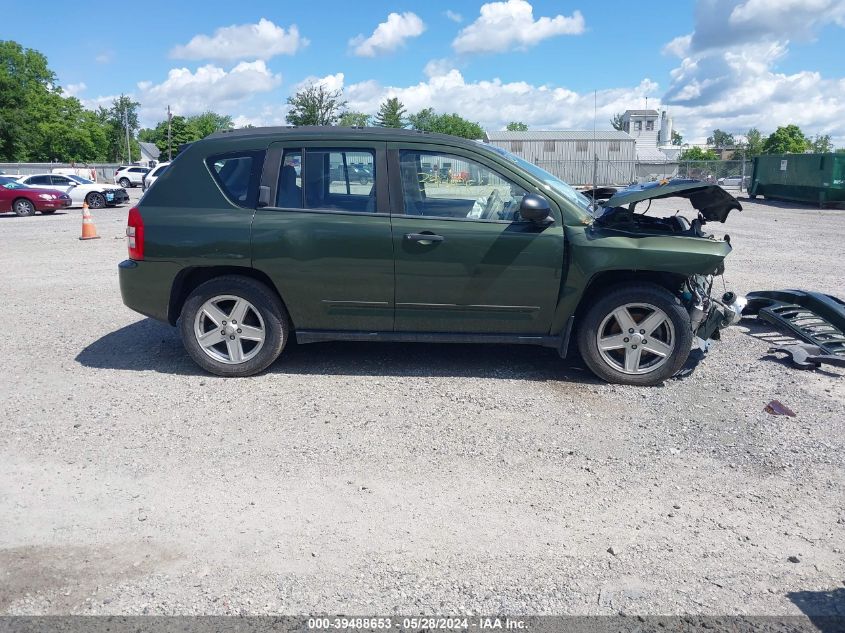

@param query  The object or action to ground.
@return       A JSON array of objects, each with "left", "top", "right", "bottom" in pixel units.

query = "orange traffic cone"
[{"left": 79, "top": 202, "right": 100, "bottom": 240}]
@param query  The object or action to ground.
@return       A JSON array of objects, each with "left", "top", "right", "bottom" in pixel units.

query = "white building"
[
  {"left": 138, "top": 142, "right": 161, "bottom": 168},
  {"left": 483, "top": 130, "right": 637, "bottom": 186},
  {"left": 621, "top": 109, "right": 678, "bottom": 181}
]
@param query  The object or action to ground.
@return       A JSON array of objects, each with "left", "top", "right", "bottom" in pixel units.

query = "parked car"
[
  {"left": 113, "top": 165, "right": 150, "bottom": 188},
  {"left": 717, "top": 174, "right": 750, "bottom": 187},
  {"left": 53, "top": 167, "right": 99, "bottom": 181},
  {"left": 0, "top": 176, "right": 72, "bottom": 216},
  {"left": 329, "top": 162, "right": 372, "bottom": 184},
  {"left": 17, "top": 173, "right": 128, "bottom": 209},
  {"left": 142, "top": 161, "right": 170, "bottom": 190},
  {"left": 119, "top": 127, "right": 745, "bottom": 385}
]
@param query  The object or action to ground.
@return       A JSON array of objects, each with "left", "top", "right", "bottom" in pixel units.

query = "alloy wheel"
[
  {"left": 193, "top": 295, "right": 266, "bottom": 364},
  {"left": 596, "top": 303, "right": 676, "bottom": 375}
]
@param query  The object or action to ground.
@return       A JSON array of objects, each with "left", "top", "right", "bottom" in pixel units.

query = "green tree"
[
  {"left": 139, "top": 115, "right": 195, "bottom": 157},
  {"left": 762, "top": 124, "right": 809, "bottom": 154},
  {"left": 678, "top": 147, "right": 719, "bottom": 161},
  {"left": 707, "top": 129, "right": 735, "bottom": 148},
  {"left": 744, "top": 128, "right": 764, "bottom": 156},
  {"left": 0, "top": 41, "right": 111, "bottom": 162},
  {"left": 810, "top": 133, "right": 833, "bottom": 153},
  {"left": 285, "top": 83, "right": 347, "bottom": 126},
  {"left": 407, "top": 107, "right": 437, "bottom": 132},
  {"left": 408, "top": 108, "right": 483, "bottom": 139},
  {"left": 374, "top": 97, "right": 406, "bottom": 128},
  {"left": 99, "top": 94, "right": 141, "bottom": 162},
  {"left": 339, "top": 111, "right": 371, "bottom": 127},
  {"left": 671, "top": 130, "right": 683, "bottom": 146},
  {"left": 0, "top": 40, "right": 59, "bottom": 160},
  {"left": 610, "top": 113, "right": 625, "bottom": 131},
  {"left": 506, "top": 121, "right": 528, "bottom": 131},
  {"left": 187, "top": 111, "right": 233, "bottom": 138}
]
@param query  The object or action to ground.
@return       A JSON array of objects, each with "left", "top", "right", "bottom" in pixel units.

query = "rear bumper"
[{"left": 118, "top": 259, "right": 180, "bottom": 323}]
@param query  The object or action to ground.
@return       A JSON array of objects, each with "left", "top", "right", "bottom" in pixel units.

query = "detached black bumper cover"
[{"left": 744, "top": 289, "right": 845, "bottom": 356}]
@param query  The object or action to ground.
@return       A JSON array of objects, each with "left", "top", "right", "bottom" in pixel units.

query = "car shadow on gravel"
[
  {"left": 76, "top": 318, "right": 599, "bottom": 382},
  {"left": 788, "top": 588, "right": 845, "bottom": 631}
]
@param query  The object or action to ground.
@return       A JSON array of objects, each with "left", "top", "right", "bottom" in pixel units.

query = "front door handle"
[{"left": 405, "top": 232, "right": 445, "bottom": 244}]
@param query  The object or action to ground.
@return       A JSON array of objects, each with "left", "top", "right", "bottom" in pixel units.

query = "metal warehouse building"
[{"left": 483, "top": 130, "right": 637, "bottom": 186}]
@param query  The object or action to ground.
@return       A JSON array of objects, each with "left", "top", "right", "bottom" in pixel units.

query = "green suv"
[{"left": 119, "top": 127, "right": 745, "bottom": 385}]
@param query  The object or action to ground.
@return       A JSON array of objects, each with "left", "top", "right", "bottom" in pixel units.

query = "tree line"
[{"left": 284, "top": 84, "right": 485, "bottom": 139}]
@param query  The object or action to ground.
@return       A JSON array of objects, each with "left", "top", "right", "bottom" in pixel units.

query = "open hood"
[{"left": 599, "top": 179, "right": 742, "bottom": 224}]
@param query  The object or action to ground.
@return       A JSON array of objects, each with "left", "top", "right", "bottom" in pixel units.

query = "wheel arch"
[
  {"left": 168, "top": 266, "right": 292, "bottom": 328},
  {"left": 574, "top": 269, "right": 687, "bottom": 322}
]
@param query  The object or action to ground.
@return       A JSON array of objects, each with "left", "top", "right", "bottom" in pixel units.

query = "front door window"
[{"left": 398, "top": 151, "right": 527, "bottom": 222}]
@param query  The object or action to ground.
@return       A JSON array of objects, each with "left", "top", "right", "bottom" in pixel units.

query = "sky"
[{"left": 7, "top": 0, "right": 845, "bottom": 144}]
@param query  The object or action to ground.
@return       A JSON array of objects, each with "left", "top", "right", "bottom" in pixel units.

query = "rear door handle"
[{"left": 405, "top": 233, "right": 445, "bottom": 244}]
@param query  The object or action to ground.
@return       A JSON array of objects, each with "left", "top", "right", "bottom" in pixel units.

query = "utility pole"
[
  {"left": 124, "top": 108, "right": 132, "bottom": 164},
  {"left": 167, "top": 105, "right": 173, "bottom": 161}
]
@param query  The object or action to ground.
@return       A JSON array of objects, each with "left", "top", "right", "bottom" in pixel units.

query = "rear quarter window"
[{"left": 206, "top": 151, "right": 265, "bottom": 208}]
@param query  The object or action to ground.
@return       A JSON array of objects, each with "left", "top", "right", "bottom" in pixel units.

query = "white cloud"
[
  {"left": 170, "top": 18, "right": 308, "bottom": 61},
  {"left": 294, "top": 72, "right": 346, "bottom": 94},
  {"left": 423, "top": 58, "right": 455, "bottom": 78},
  {"left": 445, "top": 10, "right": 463, "bottom": 23},
  {"left": 64, "top": 82, "right": 86, "bottom": 97},
  {"left": 136, "top": 61, "right": 282, "bottom": 124},
  {"left": 453, "top": 0, "right": 585, "bottom": 54},
  {"left": 95, "top": 52, "right": 112, "bottom": 64},
  {"left": 661, "top": 0, "right": 845, "bottom": 144},
  {"left": 303, "top": 68, "right": 658, "bottom": 133},
  {"left": 662, "top": 33, "right": 692, "bottom": 58},
  {"left": 350, "top": 12, "right": 426, "bottom": 57}
]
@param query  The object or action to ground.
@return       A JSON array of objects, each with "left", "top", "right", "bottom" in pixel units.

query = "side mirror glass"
[{"left": 519, "top": 193, "right": 552, "bottom": 223}]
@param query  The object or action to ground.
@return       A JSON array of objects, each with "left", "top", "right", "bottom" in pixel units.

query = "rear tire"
[
  {"left": 119, "top": 177, "right": 131, "bottom": 188},
  {"left": 13, "top": 198, "right": 36, "bottom": 217},
  {"left": 577, "top": 283, "right": 692, "bottom": 386},
  {"left": 179, "top": 276, "right": 288, "bottom": 377}
]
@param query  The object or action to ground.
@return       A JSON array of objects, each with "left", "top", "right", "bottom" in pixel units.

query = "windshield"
[
  {"left": 67, "top": 175, "right": 94, "bottom": 184},
  {"left": 482, "top": 143, "right": 596, "bottom": 216},
  {"left": 0, "top": 178, "right": 24, "bottom": 189}
]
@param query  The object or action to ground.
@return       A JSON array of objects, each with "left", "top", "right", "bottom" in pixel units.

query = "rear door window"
[
  {"left": 206, "top": 151, "right": 265, "bottom": 208},
  {"left": 303, "top": 148, "right": 376, "bottom": 213}
]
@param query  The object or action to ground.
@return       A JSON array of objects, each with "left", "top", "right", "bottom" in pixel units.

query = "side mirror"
[{"left": 519, "top": 193, "right": 552, "bottom": 223}]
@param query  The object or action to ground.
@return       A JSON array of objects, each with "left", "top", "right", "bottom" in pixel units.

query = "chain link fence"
[
  {"left": 533, "top": 159, "right": 754, "bottom": 190},
  {"left": 0, "top": 162, "right": 122, "bottom": 183}
]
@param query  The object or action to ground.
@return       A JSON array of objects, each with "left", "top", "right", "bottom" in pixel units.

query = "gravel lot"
[{"left": 0, "top": 189, "right": 843, "bottom": 617}]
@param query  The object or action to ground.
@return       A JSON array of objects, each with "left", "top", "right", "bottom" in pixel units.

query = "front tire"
[
  {"left": 577, "top": 283, "right": 692, "bottom": 386},
  {"left": 179, "top": 276, "right": 288, "bottom": 377},
  {"left": 86, "top": 192, "right": 106, "bottom": 209},
  {"left": 13, "top": 198, "right": 36, "bottom": 217}
]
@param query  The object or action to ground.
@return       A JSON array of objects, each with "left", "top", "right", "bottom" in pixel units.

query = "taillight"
[{"left": 127, "top": 207, "right": 144, "bottom": 260}]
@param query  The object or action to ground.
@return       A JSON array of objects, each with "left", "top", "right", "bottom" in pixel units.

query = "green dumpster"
[{"left": 750, "top": 153, "right": 845, "bottom": 207}]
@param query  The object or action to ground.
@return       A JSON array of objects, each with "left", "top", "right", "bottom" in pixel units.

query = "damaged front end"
[
  {"left": 584, "top": 179, "right": 748, "bottom": 351},
  {"left": 683, "top": 275, "right": 747, "bottom": 349},
  {"left": 593, "top": 178, "right": 743, "bottom": 236}
]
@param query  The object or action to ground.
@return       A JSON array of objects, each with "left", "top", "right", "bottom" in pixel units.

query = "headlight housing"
[{"left": 38, "top": 193, "right": 56, "bottom": 200}]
